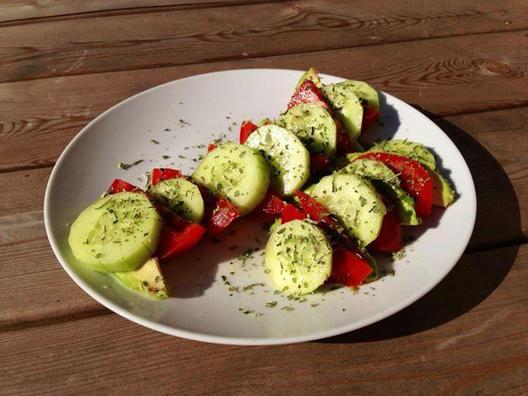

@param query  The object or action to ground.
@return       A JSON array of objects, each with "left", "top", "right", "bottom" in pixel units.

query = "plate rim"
[{"left": 44, "top": 68, "right": 477, "bottom": 345}]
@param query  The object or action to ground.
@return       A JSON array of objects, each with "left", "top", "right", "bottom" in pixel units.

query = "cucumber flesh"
[
  {"left": 245, "top": 124, "right": 310, "bottom": 196},
  {"left": 341, "top": 158, "right": 420, "bottom": 225},
  {"left": 114, "top": 257, "right": 168, "bottom": 299},
  {"left": 277, "top": 103, "right": 337, "bottom": 156},
  {"left": 148, "top": 178, "right": 204, "bottom": 223},
  {"left": 68, "top": 192, "right": 162, "bottom": 273},
  {"left": 322, "top": 84, "right": 363, "bottom": 140},
  {"left": 265, "top": 219, "right": 332, "bottom": 296},
  {"left": 191, "top": 142, "right": 270, "bottom": 215},
  {"left": 334, "top": 80, "right": 380, "bottom": 110},
  {"left": 305, "top": 174, "right": 386, "bottom": 247}
]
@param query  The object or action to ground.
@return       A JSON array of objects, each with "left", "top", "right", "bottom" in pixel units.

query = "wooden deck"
[{"left": 1, "top": 1, "right": 527, "bottom": 393}]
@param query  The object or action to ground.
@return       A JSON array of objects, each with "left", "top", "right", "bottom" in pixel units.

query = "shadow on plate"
[
  {"left": 321, "top": 111, "right": 521, "bottom": 343},
  {"left": 161, "top": 215, "right": 270, "bottom": 298}
]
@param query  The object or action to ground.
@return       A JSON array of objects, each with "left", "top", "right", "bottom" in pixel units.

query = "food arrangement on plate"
[{"left": 68, "top": 68, "right": 455, "bottom": 300}]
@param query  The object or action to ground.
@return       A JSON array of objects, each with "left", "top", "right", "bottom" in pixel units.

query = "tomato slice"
[
  {"left": 157, "top": 223, "right": 206, "bottom": 262},
  {"left": 150, "top": 168, "right": 184, "bottom": 186},
  {"left": 371, "top": 209, "right": 402, "bottom": 252},
  {"left": 358, "top": 152, "right": 433, "bottom": 216},
  {"left": 208, "top": 196, "right": 241, "bottom": 235},
  {"left": 281, "top": 204, "right": 307, "bottom": 224},
  {"left": 108, "top": 179, "right": 140, "bottom": 194},
  {"left": 207, "top": 143, "right": 217, "bottom": 152},
  {"left": 288, "top": 80, "right": 329, "bottom": 110},
  {"left": 335, "top": 125, "right": 355, "bottom": 155},
  {"left": 295, "top": 191, "right": 337, "bottom": 228},
  {"left": 310, "top": 153, "right": 331, "bottom": 175},
  {"left": 330, "top": 246, "right": 373, "bottom": 287},
  {"left": 361, "top": 105, "right": 380, "bottom": 130},
  {"left": 260, "top": 191, "right": 286, "bottom": 216},
  {"left": 239, "top": 120, "right": 258, "bottom": 144}
]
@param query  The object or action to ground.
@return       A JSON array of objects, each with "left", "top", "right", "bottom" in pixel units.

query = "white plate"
[{"left": 44, "top": 69, "right": 476, "bottom": 345}]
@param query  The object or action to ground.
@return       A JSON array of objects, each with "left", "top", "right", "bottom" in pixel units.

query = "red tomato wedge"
[
  {"left": 310, "top": 153, "right": 331, "bottom": 175},
  {"left": 361, "top": 105, "right": 380, "bottom": 130},
  {"left": 371, "top": 209, "right": 402, "bottom": 253},
  {"left": 108, "top": 179, "right": 140, "bottom": 194},
  {"left": 157, "top": 223, "right": 206, "bottom": 262},
  {"left": 208, "top": 196, "right": 241, "bottom": 235},
  {"left": 335, "top": 125, "right": 355, "bottom": 155},
  {"left": 295, "top": 191, "right": 337, "bottom": 228},
  {"left": 260, "top": 191, "right": 286, "bottom": 216},
  {"left": 281, "top": 204, "right": 307, "bottom": 224},
  {"left": 150, "top": 168, "right": 184, "bottom": 186},
  {"left": 330, "top": 246, "right": 373, "bottom": 287},
  {"left": 288, "top": 80, "right": 329, "bottom": 110},
  {"left": 239, "top": 120, "right": 258, "bottom": 144},
  {"left": 358, "top": 152, "right": 433, "bottom": 217}
]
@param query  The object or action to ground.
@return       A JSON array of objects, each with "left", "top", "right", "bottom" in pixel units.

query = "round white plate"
[{"left": 44, "top": 69, "right": 476, "bottom": 345}]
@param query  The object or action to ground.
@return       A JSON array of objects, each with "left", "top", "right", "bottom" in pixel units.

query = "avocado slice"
[
  {"left": 340, "top": 158, "right": 420, "bottom": 226},
  {"left": 114, "top": 257, "right": 168, "bottom": 299},
  {"left": 368, "top": 140, "right": 455, "bottom": 207}
]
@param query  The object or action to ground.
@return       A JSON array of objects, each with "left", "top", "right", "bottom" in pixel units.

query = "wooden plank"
[
  {"left": 0, "top": 106, "right": 527, "bottom": 326},
  {"left": 1, "top": 30, "right": 527, "bottom": 171},
  {"left": 2, "top": 244, "right": 527, "bottom": 394},
  {"left": 0, "top": 0, "right": 279, "bottom": 24},
  {"left": 1, "top": 1, "right": 527, "bottom": 82}
]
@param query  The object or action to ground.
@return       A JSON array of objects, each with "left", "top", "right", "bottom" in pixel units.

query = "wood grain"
[
  {"left": 0, "top": 0, "right": 280, "bottom": 24},
  {"left": 2, "top": 244, "right": 527, "bottom": 395},
  {"left": 1, "top": 0, "right": 527, "bottom": 82},
  {"left": 0, "top": 106, "right": 526, "bottom": 326},
  {"left": 1, "top": 30, "right": 527, "bottom": 171}
]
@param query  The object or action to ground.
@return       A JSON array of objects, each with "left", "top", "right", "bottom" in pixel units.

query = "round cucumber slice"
[
  {"left": 305, "top": 174, "right": 386, "bottom": 247},
  {"left": 322, "top": 84, "right": 364, "bottom": 140},
  {"left": 277, "top": 103, "right": 337, "bottom": 156},
  {"left": 265, "top": 219, "right": 332, "bottom": 296},
  {"left": 68, "top": 192, "right": 162, "bottom": 273},
  {"left": 191, "top": 142, "right": 270, "bottom": 215},
  {"left": 148, "top": 178, "right": 204, "bottom": 223},
  {"left": 340, "top": 158, "right": 420, "bottom": 225},
  {"left": 245, "top": 124, "right": 310, "bottom": 196},
  {"left": 336, "top": 80, "right": 380, "bottom": 110}
]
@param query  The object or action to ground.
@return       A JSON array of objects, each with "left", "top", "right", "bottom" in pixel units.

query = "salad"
[{"left": 68, "top": 68, "right": 455, "bottom": 300}]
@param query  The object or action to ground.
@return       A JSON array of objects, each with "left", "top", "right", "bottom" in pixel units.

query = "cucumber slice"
[
  {"left": 149, "top": 178, "right": 204, "bottom": 223},
  {"left": 68, "top": 192, "right": 162, "bottom": 273},
  {"left": 430, "top": 168, "right": 455, "bottom": 207},
  {"left": 191, "top": 142, "right": 270, "bottom": 215},
  {"left": 245, "top": 124, "right": 310, "bottom": 196},
  {"left": 265, "top": 219, "right": 332, "bottom": 296},
  {"left": 322, "top": 84, "right": 363, "bottom": 140},
  {"left": 305, "top": 174, "right": 386, "bottom": 247},
  {"left": 114, "top": 257, "right": 168, "bottom": 299},
  {"left": 334, "top": 80, "right": 380, "bottom": 110},
  {"left": 295, "top": 67, "right": 323, "bottom": 90},
  {"left": 370, "top": 139, "right": 437, "bottom": 170},
  {"left": 277, "top": 103, "right": 337, "bottom": 156},
  {"left": 340, "top": 158, "right": 420, "bottom": 225}
]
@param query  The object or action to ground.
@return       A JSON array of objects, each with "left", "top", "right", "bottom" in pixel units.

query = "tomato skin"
[
  {"left": 280, "top": 204, "right": 307, "bottom": 224},
  {"left": 207, "top": 143, "right": 217, "bottom": 152},
  {"left": 330, "top": 246, "right": 373, "bottom": 286},
  {"left": 288, "top": 80, "right": 329, "bottom": 110},
  {"left": 150, "top": 168, "right": 184, "bottom": 186},
  {"left": 239, "top": 121, "right": 258, "bottom": 144},
  {"left": 361, "top": 105, "right": 380, "bottom": 130},
  {"left": 108, "top": 179, "right": 140, "bottom": 194},
  {"left": 157, "top": 223, "right": 206, "bottom": 262},
  {"left": 260, "top": 191, "right": 286, "bottom": 217},
  {"left": 208, "top": 196, "right": 241, "bottom": 235},
  {"left": 371, "top": 209, "right": 402, "bottom": 253},
  {"left": 295, "top": 191, "right": 337, "bottom": 228},
  {"left": 310, "top": 154, "right": 331, "bottom": 175},
  {"left": 358, "top": 152, "right": 433, "bottom": 217}
]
